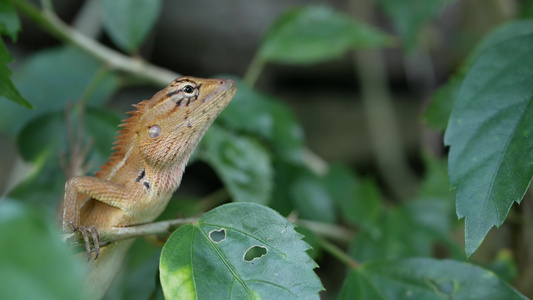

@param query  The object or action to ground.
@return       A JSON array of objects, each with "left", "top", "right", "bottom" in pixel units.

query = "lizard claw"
[{"left": 69, "top": 222, "right": 101, "bottom": 260}]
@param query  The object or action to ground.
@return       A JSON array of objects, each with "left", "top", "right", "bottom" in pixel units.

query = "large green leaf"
[
  {"left": 0, "top": 199, "right": 83, "bottom": 300},
  {"left": 0, "top": 39, "right": 31, "bottom": 108},
  {"left": 218, "top": 78, "right": 305, "bottom": 164},
  {"left": 424, "top": 20, "right": 533, "bottom": 130},
  {"left": 377, "top": 0, "right": 454, "bottom": 50},
  {"left": 0, "top": 0, "right": 20, "bottom": 40},
  {"left": 0, "top": 46, "right": 118, "bottom": 136},
  {"left": 338, "top": 258, "right": 526, "bottom": 299},
  {"left": 199, "top": 125, "right": 272, "bottom": 205},
  {"left": 259, "top": 5, "right": 393, "bottom": 64},
  {"left": 100, "top": 0, "right": 162, "bottom": 52},
  {"left": 159, "top": 203, "right": 323, "bottom": 299},
  {"left": 444, "top": 33, "right": 533, "bottom": 257}
]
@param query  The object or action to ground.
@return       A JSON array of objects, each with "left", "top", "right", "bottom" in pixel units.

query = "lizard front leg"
[{"left": 63, "top": 176, "right": 139, "bottom": 258}]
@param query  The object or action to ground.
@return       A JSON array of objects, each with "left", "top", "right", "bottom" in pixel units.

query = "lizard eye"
[
  {"left": 183, "top": 85, "right": 195, "bottom": 96},
  {"left": 148, "top": 125, "right": 161, "bottom": 138}
]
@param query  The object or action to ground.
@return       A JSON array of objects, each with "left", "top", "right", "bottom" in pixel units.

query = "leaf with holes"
[
  {"left": 100, "top": 0, "right": 161, "bottom": 52},
  {"left": 338, "top": 258, "right": 526, "bottom": 299},
  {"left": 444, "top": 33, "right": 533, "bottom": 257},
  {"left": 159, "top": 202, "right": 323, "bottom": 299}
]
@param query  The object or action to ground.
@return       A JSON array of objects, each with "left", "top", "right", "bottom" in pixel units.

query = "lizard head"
[{"left": 135, "top": 76, "right": 237, "bottom": 168}]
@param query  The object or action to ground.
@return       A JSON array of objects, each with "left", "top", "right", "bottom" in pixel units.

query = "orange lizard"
[{"left": 62, "top": 76, "right": 237, "bottom": 299}]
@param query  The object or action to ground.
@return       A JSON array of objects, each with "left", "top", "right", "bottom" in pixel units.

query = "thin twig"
[
  {"left": 64, "top": 217, "right": 199, "bottom": 249},
  {"left": 296, "top": 219, "right": 355, "bottom": 244},
  {"left": 317, "top": 236, "right": 360, "bottom": 269},
  {"left": 12, "top": 0, "right": 179, "bottom": 86}
]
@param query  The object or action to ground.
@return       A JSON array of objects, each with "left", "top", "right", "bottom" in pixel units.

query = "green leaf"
[
  {"left": 0, "top": 46, "right": 119, "bottom": 136},
  {"left": 377, "top": 0, "right": 454, "bottom": 50},
  {"left": 85, "top": 106, "right": 124, "bottom": 161},
  {"left": 13, "top": 107, "right": 122, "bottom": 205},
  {"left": 416, "top": 153, "right": 455, "bottom": 201},
  {"left": 17, "top": 107, "right": 122, "bottom": 165},
  {"left": 349, "top": 205, "right": 429, "bottom": 262},
  {"left": 290, "top": 168, "right": 336, "bottom": 223},
  {"left": 0, "top": 199, "right": 83, "bottom": 300},
  {"left": 350, "top": 174, "right": 459, "bottom": 262},
  {"left": 0, "top": 0, "right": 21, "bottom": 40},
  {"left": 200, "top": 125, "right": 273, "bottom": 205},
  {"left": 0, "top": 39, "right": 32, "bottom": 108},
  {"left": 106, "top": 239, "right": 161, "bottom": 300},
  {"left": 159, "top": 202, "right": 323, "bottom": 299},
  {"left": 325, "top": 164, "right": 382, "bottom": 233},
  {"left": 468, "top": 20, "right": 533, "bottom": 65},
  {"left": 218, "top": 78, "right": 305, "bottom": 164},
  {"left": 338, "top": 258, "right": 526, "bottom": 300},
  {"left": 488, "top": 250, "right": 518, "bottom": 283},
  {"left": 8, "top": 159, "right": 66, "bottom": 208},
  {"left": 100, "top": 0, "right": 162, "bottom": 52},
  {"left": 17, "top": 110, "right": 65, "bottom": 162},
  {"left": 422, "top": 73, "right": 463, "bottom": 130},
  {"left": 259, "top": 5, "right": 393, "bottom": 64},
  {"left": 444, "top": 33, "right": 533, "bottom": 257},
  {"left": 424, "top": 20, "right": 533, "bottom": 130}
]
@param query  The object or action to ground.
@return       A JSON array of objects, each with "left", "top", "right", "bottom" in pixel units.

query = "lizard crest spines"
[{"left": 94, "top": 100, "right": 148, "bottom": 179}]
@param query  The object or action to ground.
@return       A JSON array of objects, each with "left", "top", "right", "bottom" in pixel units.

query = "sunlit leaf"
[{"left": 160, "top": 203, "right": 323, "bottom": 299}]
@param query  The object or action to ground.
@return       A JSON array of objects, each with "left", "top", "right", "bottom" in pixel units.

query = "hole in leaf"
[
  {"left": 209, "top": 228, "right": 226, "bottom": 243},
  {"left": 244, "top": 245, "right": 268, "bottom": 262}
]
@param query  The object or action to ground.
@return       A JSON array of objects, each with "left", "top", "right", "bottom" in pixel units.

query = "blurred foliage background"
[{"left": 1, "top": 0, "right": 533, "bottom": 299}]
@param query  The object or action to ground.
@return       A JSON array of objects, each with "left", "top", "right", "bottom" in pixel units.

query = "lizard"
[{"left": 61, "top": 76, "right": 237, "bottom": 300}]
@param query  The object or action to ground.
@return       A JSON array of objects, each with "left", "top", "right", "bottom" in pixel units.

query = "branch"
[
  {"left": 12, "top": 0, "right": 179, "bottom": 86},
  {"left": 296, "top": 219, "right": 355, "bottom": 244},
  {"left": 317, "top": 237, "right": 360, "bottom": 269},
  {"left": 63, "top": 217, "right": 199, "bottom": 249}
]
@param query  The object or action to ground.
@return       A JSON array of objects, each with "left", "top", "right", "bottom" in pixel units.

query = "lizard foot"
[{"left": 69, "top": 223, "right": 101, "bottom": 260}]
